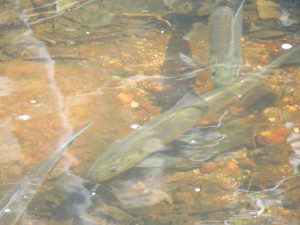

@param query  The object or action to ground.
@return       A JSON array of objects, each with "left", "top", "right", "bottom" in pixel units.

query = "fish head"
[{"left": 87, "top": 149, "right": 133, "bottom": 183}]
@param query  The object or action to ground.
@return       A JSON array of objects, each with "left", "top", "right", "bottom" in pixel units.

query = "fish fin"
[
  {"left": 54, "top": 121, "right": 94, "bottom": 153},
  {"left": 170, "top": 93, "right": 206, "bottom": 112},
  {"left": 179, "top": 53, "right": 197, "bottom": 68}
]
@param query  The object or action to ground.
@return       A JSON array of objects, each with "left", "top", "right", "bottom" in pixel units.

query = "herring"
[
  {"left": 0, "top": 121, "right": 93, "bottom": 225},
  {"left": 88, "top": 47, "right": 300, "bottom": 183},
  {"left": 209, "top": 0, "right": 245, "bottom": 86}
]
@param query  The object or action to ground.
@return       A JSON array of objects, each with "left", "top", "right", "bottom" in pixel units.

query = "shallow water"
[{"left": 0, "top": 0, "right": 300, "bottom": 224}]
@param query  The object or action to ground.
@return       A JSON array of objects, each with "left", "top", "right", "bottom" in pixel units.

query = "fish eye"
[{"left": 110, "top": 167, "right": 118, "bottom": 173}]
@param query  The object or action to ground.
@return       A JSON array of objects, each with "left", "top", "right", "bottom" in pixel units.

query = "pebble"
[
  {"left": 258, "top": 127, "right": 290, "bottom": 144},
  {"left": 194, "top": 187, "right": 201, "bottom": 192},
  {"left": 117, "top": 92, "right": 133, "bottom": 105},
  {"left": 18, "top": 115, "right": 30, "bottom": 121},
  {"left": 130, "top": 101, "right": 139, "bottom": 108},
  {"left": 281, "top": 43, "right": 292, "bottom": 50},
  {"left": 130, "top": 124, "right": 142, "bottom": 130},
  {"left": 201, "top": 162, "right": 218, "bottom": 173},
  {"left": 227, "top": 161, "right": 238, "bottom": 171}
]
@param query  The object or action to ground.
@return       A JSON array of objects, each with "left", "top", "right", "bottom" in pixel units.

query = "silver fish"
[
  {"left": 88, "top": 76, "right": 262, "bottom": 183},
  {"left": 88, "top": 47, "right": 300, "bottom": 183},
  {"left": 209, "top": 0, "right": 245, "bottom": 86},
  {"left": 0, "top": 121, "right": 93, "bottom": 225}
]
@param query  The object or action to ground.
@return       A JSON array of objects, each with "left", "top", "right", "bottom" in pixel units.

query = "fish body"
[
  {"left": 209, "top": 0, "right": 245, "bottom": 86},
  {"left": 136, "top": 116, "right": 255, "bottom": 169},
  {"left": 88, "top": 47, "right": 300, "bottom": 183},
  {"left": 88, "top": 76, "right": 262, "bottom": 183},
  {"left": 0, "top": 122, "right": 93, "bottom": 225}
]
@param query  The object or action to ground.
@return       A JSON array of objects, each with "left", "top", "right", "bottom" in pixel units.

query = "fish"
[
  {"left": 0, "top": 121, "right": 93, "bottom": 225},
  {"left": 209, "top": 0, "right": 245, "bottom": 86},
  {"left": 88, "top": 76, "right": 262, "bottom": 183},
  {"left": 88, "top": 46, "right": 300, "bottom": 183}
]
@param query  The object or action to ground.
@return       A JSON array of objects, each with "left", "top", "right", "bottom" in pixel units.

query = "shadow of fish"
[
  {"left": 0, "top": 121, "right": 93, "bottom": 225},
  {"left": 136, "top": 116, "right": 255, "bottom": 169},
  {"left": 88, "top": 47, "right": 300, "bottom": 183}
]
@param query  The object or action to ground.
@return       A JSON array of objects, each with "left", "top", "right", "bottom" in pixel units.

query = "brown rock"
[
  {"left": 226, "top": 161, "right": 239, "bottom": 172},
  {"left": 201, "top": 162, "right": 218, "bottom": 173},
  {"left": 257, "top": 0, "right": 282, "bottom": 20},
  {"left": 116, "top": 92, "right": 133, "bottom": 105},
  {"left": 257, "top": 127, "right": 290, "bottom": 145}
]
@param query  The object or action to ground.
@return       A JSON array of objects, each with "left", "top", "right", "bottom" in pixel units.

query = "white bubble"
[
  {"left": 86, "top": 31, "right": 91, "bottom": 35},
  {"left": 160, "top": 30, "right": 165, "bottom": 34},
  {"left": 18, "top": 115, "right": 30, "bottom": 121},
  {"left": 30, "top": 99, "right": 37, "bottom": 104},
  {"left": 194, "top": 187, "right": 201, "bottom": 192},
  {"left": 91, "top": 192, "right": 96, "bottom": 196},
  {"left": 281, "top": 43, "right": 292, "bottom": 50}
]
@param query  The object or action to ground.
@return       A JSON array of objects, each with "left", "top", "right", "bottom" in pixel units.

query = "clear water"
[{"left": 0, "top": 0, "right": 299, "bottom": 224}]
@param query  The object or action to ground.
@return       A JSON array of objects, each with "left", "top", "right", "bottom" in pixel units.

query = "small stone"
[
  {"left": 192, "top": 168, "right": 200, "bottom": 174},
  {"left": 285, "top": 122, "right": 294, "bottom": 129},
  {"left": 227, "top": 161, "right": 238, "bottom": 171},
  {"left": 287, "top": 105, "right": 298, "bottom": 112},
  {"left": 257, "top": 0, "right": 281, "bottom": 20},
  {"left": 130, "top": 101, "right": 139, "bottom": 108},
  {"left": 258, "top": 127, "right": 290, "bottom": 144},
  {"left": 130, "top": 124, "right": 142, "bottom": 130},
  {"left": 281, "top": 43, "right": 292, "bottom": 50},
  {"left": 268, "top": 117, "right": 276, "bottom": 123},
  {"left": 4, "top": 209, "right": 11, "bottom": 213},
  {"left": 201, "top": 162, "right": 218, "bottom": 173},
  {"left": 30, "top": 99, "right": 37, "bottom": 104},
  {"left": 194, "top": 187, "right": 201, "bottom": 192},
  {"left": 117, "top": 92, "right": 133, "bottom": 105},
  {"left": 18, "top": 115, "right": 30, "bottom": 121},
  {"left": 293, "top": 127, "right": 299, "bottom": 133}
]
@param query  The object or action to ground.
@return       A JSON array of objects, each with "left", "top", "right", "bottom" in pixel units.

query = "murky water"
[{"left": 0, "top": 0, "right": 300, "bottom": 224}]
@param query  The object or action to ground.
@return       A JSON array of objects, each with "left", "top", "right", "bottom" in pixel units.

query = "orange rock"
[
  {"left": 227, "top": 161, "right": 238, "bottom": 171},
  {"left": 117, "top": 92, "right": 133, "bottom": 105},
  {"left": 264, "top": 42, "right": 281, "bottom": 54},
  {"left": 201, "top": 162, "right": 218, "bottom": 173},
  {"left": 258, "top": 127, "right": 290, "bottom": 144}
]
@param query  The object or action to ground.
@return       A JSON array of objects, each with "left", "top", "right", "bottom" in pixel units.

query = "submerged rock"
[
  {"left": 256, "top": 0, "right": 282, "bottom": 20},
  {"left": 248, "top": 30, "right": 285, "bottom": 40}
]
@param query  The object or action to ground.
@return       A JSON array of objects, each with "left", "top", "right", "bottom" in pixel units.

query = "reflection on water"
[{"left": 0, "top": 0, "right": 300, "bottom": 224}]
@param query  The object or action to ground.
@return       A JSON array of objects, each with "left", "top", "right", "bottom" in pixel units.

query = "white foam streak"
[{"left": 15, "top": 0, "right": 73, "bottom": 142}]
